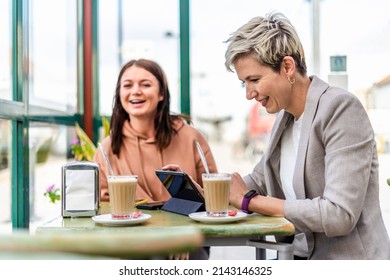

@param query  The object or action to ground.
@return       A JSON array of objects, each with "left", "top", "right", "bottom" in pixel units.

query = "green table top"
[
  {"left": 37, "top": 202, "right": 294, "bottom": 243},
  {"left": 31, "top": 202, "right": 295, "bottom": 260}
]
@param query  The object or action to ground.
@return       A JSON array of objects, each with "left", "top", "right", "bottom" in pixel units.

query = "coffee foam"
[
  {"left": 203, "top": 177, "right": 230, "bottom": 181},
  {"left": 108, "top": 176, "right": 137, "bottom": 183}
]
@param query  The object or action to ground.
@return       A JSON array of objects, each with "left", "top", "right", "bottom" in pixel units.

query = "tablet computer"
[
  {"left": 136, "top": 201, "right": 165, "bottom": 210},
  {"left": 155, "top": 170, "right": 204, "bottom": 203}
]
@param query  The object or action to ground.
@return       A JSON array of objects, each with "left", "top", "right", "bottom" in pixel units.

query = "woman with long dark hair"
[{"left": 95, "top": 58, "right": 217, "bottom": 204}]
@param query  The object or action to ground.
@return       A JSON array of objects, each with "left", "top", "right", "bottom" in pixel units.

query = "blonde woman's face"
[
  {"left": 234, "top": 56, "right": 292, "bottom": 115},
  {"left": 119, "top": 66, "right": 163, "bottom": 119}
]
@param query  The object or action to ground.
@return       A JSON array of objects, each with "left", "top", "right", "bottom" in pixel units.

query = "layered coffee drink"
[
  {"left": 108, "top": 175, "right": 138, "bottom": 219},
  {"left": 202, "top": 173, "right": 231, "bottom": 217}
]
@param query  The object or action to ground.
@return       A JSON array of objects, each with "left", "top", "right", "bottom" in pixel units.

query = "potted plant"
[{"left": 70, "top": 117, "right": 110, "bottom": 161}]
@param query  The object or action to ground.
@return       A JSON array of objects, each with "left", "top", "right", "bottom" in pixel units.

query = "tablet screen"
[{"left": 155, "top": 170, "right": 204, "bottom": 203}]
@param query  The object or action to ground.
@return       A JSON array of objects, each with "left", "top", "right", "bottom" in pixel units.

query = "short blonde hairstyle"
[{"left": 224, "top": 11, "right": 307, "bottom": 75}]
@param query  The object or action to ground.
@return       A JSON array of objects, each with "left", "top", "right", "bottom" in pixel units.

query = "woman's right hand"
[
  {"left": 161, "top": 164, "right": 204, "bottom": 198},
  {"left": 161, "top": 164, "right": 182, "bottom": 172}
]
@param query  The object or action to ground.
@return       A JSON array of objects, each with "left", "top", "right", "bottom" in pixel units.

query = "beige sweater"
[{"left": 93, "top": 119, "right": 217, "bottom": 202}]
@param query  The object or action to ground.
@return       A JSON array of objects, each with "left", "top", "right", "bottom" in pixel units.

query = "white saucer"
[
  {"left": 92, "top": 213, "right": 151, "bottom": 226},
  {"left": 188, "top": 211, "right": 247, "bottom": 224}
]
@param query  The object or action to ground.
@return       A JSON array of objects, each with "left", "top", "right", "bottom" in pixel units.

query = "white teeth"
[{"left": 259, "top": 97, "right": 268, "bottom": 106}]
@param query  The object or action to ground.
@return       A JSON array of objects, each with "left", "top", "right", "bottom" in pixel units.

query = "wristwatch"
[{"left": 241, "top": 190, "right": 258, "bottom": 214}]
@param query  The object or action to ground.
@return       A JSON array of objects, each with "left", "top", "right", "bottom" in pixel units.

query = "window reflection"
[
  {"left": 28, "top": 0, "right": 77, "bottom": 112},
  {"left": 29, "top": 123, "right": 76, "bottom": 232},
  {"left": 0, "top": 0, "right": 11, "bottom": 101},
  {"left": 0, "top": 119, "right": 12, "bottom": 234}
]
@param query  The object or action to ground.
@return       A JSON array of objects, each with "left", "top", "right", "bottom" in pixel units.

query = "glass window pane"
[
  {"left": 98, "top": 0, "right": 119, "bottom": 116},
  {"left": 98, "top": 0, "right": 179, "bottom": 116},
  {"left": 0, "top": 119, "right": 12, "bottom": 234},
  {"left": 29, "top": 123, "right": 76, "bottom": 232},
  {"left": 0, "top": 0, "right": 12, "bottom": 101},
  {"left": 28, "top": 0, "right": 77, "bottom": 112}
]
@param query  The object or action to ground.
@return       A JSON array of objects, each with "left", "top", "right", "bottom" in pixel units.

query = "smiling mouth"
[
  {"left": 259, "top": 97, "right": 269, "bottom": 107},
  {"left": 130, "top": 100, "right": 145, "bottom": 105}
]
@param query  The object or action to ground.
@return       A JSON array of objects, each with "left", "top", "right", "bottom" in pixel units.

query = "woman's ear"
[
  {"left": 282, "top": 56, "right": 296, "bottom": 77},
  {"left": 158, "top": 93, "right": 164, "bottom": 101}
]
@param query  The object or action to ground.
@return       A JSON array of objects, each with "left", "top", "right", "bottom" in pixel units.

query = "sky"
[
  {"left": 189, "top": 0, "right": 390, "bottom": 91},
  {"left": 319, "top": 0, "right": 390, "bottom": 91}
]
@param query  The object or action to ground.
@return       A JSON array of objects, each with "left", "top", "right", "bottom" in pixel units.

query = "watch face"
[{"left": 244, "top": 190, "right": 257, "bottom": 198}]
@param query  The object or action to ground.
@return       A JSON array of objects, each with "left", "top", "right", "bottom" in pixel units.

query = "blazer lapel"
[
  {"left": 293, "top": 76, "right": 329, "bottom": 199},
  {"left": 265, "top": 111, "right": 292, "bottom": 198}
]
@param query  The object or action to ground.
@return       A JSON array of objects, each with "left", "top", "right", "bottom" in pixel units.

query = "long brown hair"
[{"left": 110, "top": 59, "right": 189, "bottom": 156}]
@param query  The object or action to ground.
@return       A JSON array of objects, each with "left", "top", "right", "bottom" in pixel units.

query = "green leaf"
[
  {"left": 44, "top": 188, "right": 61, "bottom": 204},
  {"left": 102, "top": 116, "right": 110, "bottom": 137},
  {"left": 74, "top": 122, "right": 96, "bottom": 161}
]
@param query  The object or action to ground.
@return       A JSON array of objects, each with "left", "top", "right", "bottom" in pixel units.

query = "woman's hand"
[
  {"left": 229, "top": 172, "right": 285, "bottom": 217},
  {"left": 161, "top": 164, "right": 204, "bottom": 198},
  {"left": 101, "top": 190, "right": 110, "bottom": 202},
  {"left": 168, "top": 252, "right": 189, "bottom": 260},
  {"left": 187, "top": 174, "right": 204, "bottom": 198},
  {"left": 161, "top": 164, "right": 182, "bottom": 171},
  {"left": 229, "top": 172, "right": 249, "bottom": 209}
]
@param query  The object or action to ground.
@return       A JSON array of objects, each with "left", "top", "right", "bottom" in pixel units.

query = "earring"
[{"left": 288, "top": 76, "right": 296, "bottom": 85}]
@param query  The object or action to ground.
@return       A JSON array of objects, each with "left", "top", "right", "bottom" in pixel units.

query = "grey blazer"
[{"left": 244, "top": 76, "right": 390, "bottom": 259}]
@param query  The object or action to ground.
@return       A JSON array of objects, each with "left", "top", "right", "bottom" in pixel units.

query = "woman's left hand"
[{"left": 229, "top": 172, "right": 249, "bottom": 209}]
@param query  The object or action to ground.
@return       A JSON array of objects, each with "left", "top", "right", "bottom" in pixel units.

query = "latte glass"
[
  {"left": 107, "top": 175, "right": 138, "bottom": 219},
  {"left": 202, "top": 173, "right": 231, "bottom": 217}
]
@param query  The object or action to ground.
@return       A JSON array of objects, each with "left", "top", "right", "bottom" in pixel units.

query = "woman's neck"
[
  {"left": 129, "top": 116, "right": 156, "bottom": 138},
  {"left": 290, "top": 75, "right": 311, "bottom": 119}
]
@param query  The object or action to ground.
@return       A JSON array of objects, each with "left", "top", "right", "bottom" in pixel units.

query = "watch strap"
[{"left": 241, "top": 190, "right": 258, "bottom": 214}]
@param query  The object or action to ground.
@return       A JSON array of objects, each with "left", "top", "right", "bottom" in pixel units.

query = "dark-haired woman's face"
[{"left": 119, "top": 65, "right": 163, "bottom": 120}]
